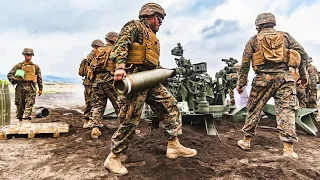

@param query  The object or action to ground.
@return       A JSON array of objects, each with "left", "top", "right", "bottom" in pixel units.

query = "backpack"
[{"left": 252, "top": 31, "right": 301, "bottom": 71}]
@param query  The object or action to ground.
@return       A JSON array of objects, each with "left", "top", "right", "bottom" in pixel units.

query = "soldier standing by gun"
[
  {"left": 294, "top": 69, "right": 308, "bottom": 108},
  {"left": 7, "top": 48, "right": 43, "bottom": 121},
  {"left": 103, "top": 3, "right": 197, "bottom": 176},
  {"left": 229, "top": 63, "right": 241, "bottom": 106},
  {"left": 78, "top": 39, "right": 105, "bottom": 128},
  {"left": 236, "top": 13, "right": 308, "bottom": 159},
  {"left": 88, "top": 32, "right": 120, "bottom": 139},
  {"left": 301, "top": 57, "right": 320, "bottom": 122}
]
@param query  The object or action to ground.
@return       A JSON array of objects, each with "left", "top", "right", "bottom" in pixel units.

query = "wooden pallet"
[{"left": 0, "top": 122, "right": 70, "bottom": 139}]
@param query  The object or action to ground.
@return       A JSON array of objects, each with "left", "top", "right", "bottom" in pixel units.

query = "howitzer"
[
  {"left": 167, "top": 44, "right": 239, "bottom": 115},
  {"left": 130, "top": 43, "right": 245, "bottom": 135},
  {"left": 112, "top": 43, "right": 244, "bottom": 135},
  {"left": 212, "top": 58, "right": 238, "bottom": 107},
  {"left": 164, "top": 43, "right": 244, "bottom": 135}
]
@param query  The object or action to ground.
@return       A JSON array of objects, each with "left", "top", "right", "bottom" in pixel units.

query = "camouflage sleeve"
[
  {"left": 7, "top": 64, "right": 21, "bottom": 85},
  {"left": 285, "top": 32, "right": 308, "bottom": 79},
  {"left": 109, "top": 21, "right": 140, "bottom": 70},
  {"left": 309, "top": 65, "right": 319, "bottom": 83},
  {"left": 78, "top": 59, "right": 87, "bottom": 77},
  {"left": 237, "top": 37, "right": 253, "bottom": 87},
  {"left": 36, "top": 65, "right": 43, "bottom": 91}
]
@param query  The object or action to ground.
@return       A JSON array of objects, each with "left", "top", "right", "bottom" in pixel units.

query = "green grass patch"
[{"left": 42, "top": 90, "right": 57, "bottom": 94}]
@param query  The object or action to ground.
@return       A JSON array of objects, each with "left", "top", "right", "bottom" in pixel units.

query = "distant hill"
[{"left": 0, "top": 74, "right": 81, "bottom": 84}]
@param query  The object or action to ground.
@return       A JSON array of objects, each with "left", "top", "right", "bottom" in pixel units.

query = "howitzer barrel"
[{"left": 114, "top": 69, "right": 174, "bottom": 95}]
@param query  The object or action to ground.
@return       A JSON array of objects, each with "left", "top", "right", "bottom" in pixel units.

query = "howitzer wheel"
[{"left": 186, "top": 74, "right": 205, "bottom": 95}]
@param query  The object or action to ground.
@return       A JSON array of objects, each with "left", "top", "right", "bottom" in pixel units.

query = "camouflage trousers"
[
  {"left": 88, "top": 80, "right": 119, "bottom": 128},
  {"left": 306, "top": 83, "right": 319, "bottom": 121},
  {"left": 296, "top": 85, "right": 319, "bottom": 121},
  {"left": 83, "top": 85, "right": 93, "bottom": 119},
  {"left": 243, "top": 73, "right": 298, "bottom": 143},
  {"left": 111, "top": 83, "right": 182, "bottom": 154},
  {"left": 296, "top": 85, "right": 307, "bottom": 108},
  {"left": 15, "top": 86, "right": 36, "bottom": 119}
]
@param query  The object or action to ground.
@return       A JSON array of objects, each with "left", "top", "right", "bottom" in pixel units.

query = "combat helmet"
[
  {"left": 105, "top": 32, "right": 119, "bottom": 43},
  {"left": 255, "top": 13, "right": 276, "bottom": 26},
  {"left": 308, "top": 57, "right": 313, "bottom": 63},
  {"left": 91, "top": 39, "right": 105, "bottom": 48},
  {"left": 139, "top": 2, "right": 166, "bottom": 19},
  {"left": 22, "top": 48, "right": 34, "bottom": 56}
]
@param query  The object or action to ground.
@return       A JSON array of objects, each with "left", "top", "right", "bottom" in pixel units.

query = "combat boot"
[
  {"left": 237, "top": 136, "right": 251, "bottom": 150},
  {"left": 283, "top": 142, "right": 298, "bottom": 159},
  {"left": 166, "top": 137, "right": 197, "bottom": 159},
  {"left": 104, "top": 152, "right": 128, "bottom": 176},
  {"left": 91, "top": 127, "right": 101, "bottom": 139}
]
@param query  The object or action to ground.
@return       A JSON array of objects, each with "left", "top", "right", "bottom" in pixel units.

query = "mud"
[{"left": 0, "top": 93, "right": 320, "bottom": 179}]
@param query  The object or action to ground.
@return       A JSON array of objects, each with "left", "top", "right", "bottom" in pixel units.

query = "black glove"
[{"left": 13, "top": 76, "right": 24, "bottom": 84}]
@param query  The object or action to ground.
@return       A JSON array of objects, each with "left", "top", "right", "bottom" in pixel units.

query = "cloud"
[
  {"left": 201, "top": 19, "right": 239, "bottom": 39},
  {"left": 0, "top": 0, "right": 320, "bottom": 84}
]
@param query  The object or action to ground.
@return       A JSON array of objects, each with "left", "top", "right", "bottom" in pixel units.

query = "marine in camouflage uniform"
[
  {"left": 104, "top": 3, "right": 197, "bottom": 176},
  {"left": 7, "top": 48, "right": 43, "bottom": 120},
  {"left": 305, "top": 58, "right": 319, "bottom": 121},
  {"left": 293, "top": 58, "right": 319, "bottom": 121},
  {"left": 78, "top": 39, "right": 105, "bottom": 127},
  {"left": 88, "top": 32, "right": 120, "bottom": 139},
  {"left": 290, "top": 67, "right": 308, "bottom": 107},
  {"left": 296, "top": 82, "right": 308, "bottom": 108},
  {"left": 228, "top": 63, "right": 241, "bottom": 106},
  {"left": 236, "top": 13, "right": 308, "bottom": 159}
]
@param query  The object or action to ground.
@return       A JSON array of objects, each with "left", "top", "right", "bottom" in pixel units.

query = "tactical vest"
[
  {"left": 86, "top": 52, "right": 97, "bottom": 81},
  {"left": 126, "top": 20, "right": 160, "bottom": 69},
  {"left": 21, "top": 64, "right": 37, "bottom": 83},
  {"left": 252, "top": 31, "right": 301, "bottom": 72},
  {"left": 96, "top": 44, "right": 115, "bottom": 72}
]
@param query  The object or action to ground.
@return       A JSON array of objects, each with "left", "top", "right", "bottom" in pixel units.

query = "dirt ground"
[{"left": 1, "top": 93, "right": 320, "bottom": 180}]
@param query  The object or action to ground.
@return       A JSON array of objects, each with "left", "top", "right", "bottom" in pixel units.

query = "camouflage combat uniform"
[
  {"left": 88, "top": 42, "right": 120, "bottom": 128},
  {"left": 296, "top": 84, "right": 308, "bottom": 108},
  {"left": 238, "top": 28, "right": 308, "bottom": 143},
  {"left": 109, "top": 19, "right": 182, "bottom": 154},
  {"left": 305, "top": 63, "right": 319, "bottom": 121},
  {"left": 291, "top": 67, "right": 308, "bottom": 108},
  {"left": 7, "top": 62, "right": 43, "bottom": 119},
  {"left": 228, "top": 73, "right": 239, "bottom": 106},
  {"left": 78, "top": 51, "right": 96, "bottom": 119},
  {"left": 294, "top": 62, "right": 319, "bottom": 121}
]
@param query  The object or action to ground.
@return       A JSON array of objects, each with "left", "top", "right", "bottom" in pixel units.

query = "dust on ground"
[{"left": 1, "top": 92, "right": 320, "bottom": 180}]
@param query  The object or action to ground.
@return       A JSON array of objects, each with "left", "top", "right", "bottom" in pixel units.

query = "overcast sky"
[{"left": 0, "top": 0, "right": 319, "bottom": 81}]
